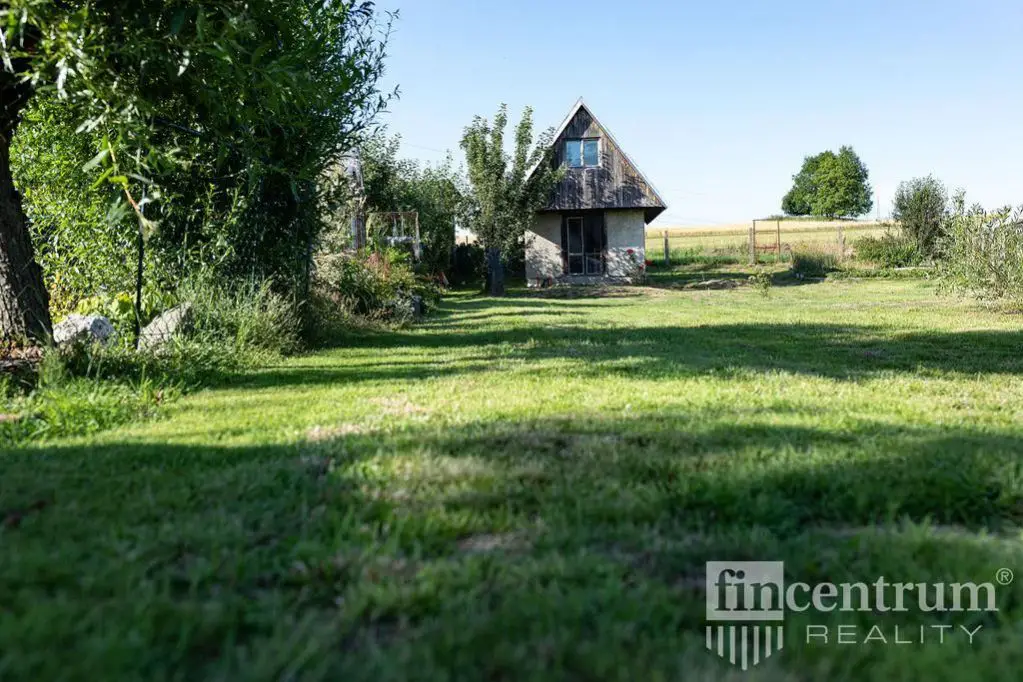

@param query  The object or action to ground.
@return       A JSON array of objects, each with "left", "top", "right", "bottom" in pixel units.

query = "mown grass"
[{"left": 3, "top": 270, "right": 1023, "bottom": 680}]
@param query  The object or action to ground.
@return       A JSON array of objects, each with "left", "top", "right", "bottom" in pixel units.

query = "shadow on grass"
[
  {"left": 226, "top": 318, "right": 1023, "bottom": 392},
  {"left": 4, "top": 412, "right": 1023, "bottom": 678}
]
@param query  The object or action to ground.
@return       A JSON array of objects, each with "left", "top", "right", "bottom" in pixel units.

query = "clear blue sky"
[{"left": 378, "top": 0, "right": 1023, "bottom": 226}]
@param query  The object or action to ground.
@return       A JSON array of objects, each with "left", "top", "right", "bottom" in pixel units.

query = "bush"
[
  {"left": 748, "top": 270, "right": 773, "bottom": 297},
  {"left": 312, "top": 249, "right": 440, "bottom": 330},
  {"left": 893, "top": 176, "right": 947, "bottom": 257},
  {"left": 853, "top": 233, "right": 922, "bottom": 268},
  {"left": 938, "top": 198, "right": 1023, "bottom": 303},
  {"left": 791, "top": 249, "right": 839, "bottom": 277}
]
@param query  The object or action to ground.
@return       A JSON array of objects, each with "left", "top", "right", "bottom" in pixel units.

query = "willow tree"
[
  {"left": 460, "top": 104, "right": 561, "bottom": 296},
  {"left": 0, "top": 1, "right": 392, "bottom": 342}
]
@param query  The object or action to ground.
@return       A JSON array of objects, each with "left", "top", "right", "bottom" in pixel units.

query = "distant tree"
[
  {"left": 781, "top": 152, "right": 828, "bottom": 216},
  {"left": 892, "top": 175, "right": 948, "bottom": 257},
  {"left": 460, "top": 104, "right": 561, "bottom": 295},
  {"left": 782, "top": 147, "right": 873, "bottom": 219}
]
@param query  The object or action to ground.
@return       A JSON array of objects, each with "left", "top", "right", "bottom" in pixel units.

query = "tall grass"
[
  {"left": 1, "top": 354, "right": 167, "bottom": 446},
  {"left": 790, "top": 249, "right": 840, "bottom": 277},
  {"left": 182, "top": 278, "right": 302, "bottom": 359},
  {"left": 3, "top": 277, "right": 301, "bottom": 446}
]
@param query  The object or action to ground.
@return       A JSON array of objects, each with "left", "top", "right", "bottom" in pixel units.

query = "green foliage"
[
  {"left": 854, "top": 233, "right": 922, "bottom": 268},
  {"left": 181, "top": 278, "right": 302, "bottom": 359},
  {"left": 781, "top": 153, "right": 826, "bottom": 216},
  {"left": 893, "top": 175, "right": 948, "bottom": 256},
  {"left": 9, "top": 94, "right": 136, "bottom": 315},
  {"left": 57, "top": 278, "right": 301, "bottom": 389},
  {"left": 790, "top": 248, "right": 839, "bottom": 276},
  {"left": 3, "top": 0, "right": 395, "bottom": 311},
  {"left": 0, "top": 353, "right": 165, "bottom": 446},
  {"left": 748, "top": 269, "right": 773, "bottom": 296},
  {"left": 322, "top": 130, "right": 466, "bottom": 274},
  {"left": 0, "top": 276, "right": 302, "bottom": 446},
  {"left": 782, "top": 146, "right": 873, "bottom": 218},
  {"left": 71, "top": 286, "right": 178, "bottom": 335},
  {"left": 937, "top": 194, "right": 1023, "bottom": 303},
  {"left": 312, "top": 250, "right": 440, "bottom": 332},
  {"left": 460, "top": 105, "right": 563, "bottom": 259}
]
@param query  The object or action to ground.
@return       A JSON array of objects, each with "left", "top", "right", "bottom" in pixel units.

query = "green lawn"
[{"left": 4, "top": 271, "right": 1023, "bottom": 680}]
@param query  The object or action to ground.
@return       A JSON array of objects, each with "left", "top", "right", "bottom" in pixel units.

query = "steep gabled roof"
[{"left": 529, "top": 98, "right": 667, "bottom": 222}]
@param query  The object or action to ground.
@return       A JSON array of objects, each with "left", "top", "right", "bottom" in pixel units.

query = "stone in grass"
[
  {"left": 52, "top": 314, "right": 117, "bottom": 348},
  {"left": 388, "top": 293, "right": 425, "bottom": 321},
  {"left": 140, "top": 303, "right": 194, "bottom": 350}
]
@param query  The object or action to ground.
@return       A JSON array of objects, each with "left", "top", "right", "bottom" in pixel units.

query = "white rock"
[
  {"left": 53, "top": 314, "right": 116, "bottom": 348},
  {"left": 140, "top": 303, "right": 194, "bottom": 350}
]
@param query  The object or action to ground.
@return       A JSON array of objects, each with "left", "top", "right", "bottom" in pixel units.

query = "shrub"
[
  {"left": 937, "top": 198, "right": 1023, "bottom": 303},
  {"left": 748, "top": 270, "right": 773, "bottom": 297},
  {"left": 893, "top": 176, "right": 948, "bottom": 257},
  {"left": 312, "top": 249, "right": 440, "bottom": 328},
  {"left": 791, "top": 249, "right": 839, "bottom": 277},
  {"left": 853, "top": 233, "right": 922, "bottom": 268}
]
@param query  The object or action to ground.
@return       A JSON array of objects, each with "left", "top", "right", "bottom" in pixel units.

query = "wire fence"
[{"left": 644, "top": 220, "right": 890, "bottom": 266}]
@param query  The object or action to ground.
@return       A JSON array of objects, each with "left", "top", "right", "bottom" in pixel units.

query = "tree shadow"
[
  {"left": 4, "top": 411, "right": 1023, "bottom": 678},
  {"left": 229, "top": 317, "right": 1023, "bottom": 392}
]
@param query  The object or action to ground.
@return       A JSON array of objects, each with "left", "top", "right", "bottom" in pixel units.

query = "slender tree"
[{"left": 460, "top": 104, "right": 562, "bottom": 295}]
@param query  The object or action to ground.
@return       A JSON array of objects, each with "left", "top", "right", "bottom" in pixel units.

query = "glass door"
[
  {"left": 566, "top": 217, "right": 585, "bottom": 275},
  {"left": 564, "top": 214, "right": 605, "bottom": 276}
]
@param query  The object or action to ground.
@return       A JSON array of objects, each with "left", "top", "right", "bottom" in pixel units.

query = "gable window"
[{"left": 565, "top": 138, "right": 599, "bottom": 168}]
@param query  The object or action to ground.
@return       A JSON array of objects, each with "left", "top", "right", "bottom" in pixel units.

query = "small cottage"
[{"left": 525, "top": 99, "right": 666, "bottom": 286}]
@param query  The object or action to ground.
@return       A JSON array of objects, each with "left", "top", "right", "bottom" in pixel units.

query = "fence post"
[
  {"left": 749, "top": 220, "right": 757, "bottom": 265},
  {"left": 837, "top": 222, "right": 845, "bottom": 262},
  {"left": 776, "top": 219, "right": 782, "bottom": 262},
  {"left": 663, "top": 230, "right": 670, "bottom": 267}
]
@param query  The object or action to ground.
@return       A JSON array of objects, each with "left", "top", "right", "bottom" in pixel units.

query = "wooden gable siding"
[{"left": 543, "top": 106, "right": 664, "bottom": 220}]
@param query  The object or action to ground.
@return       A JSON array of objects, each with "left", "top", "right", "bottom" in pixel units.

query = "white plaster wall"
[
  {"left": 604, "top": 209, "right": 646, "bottom": 278},
  {"left": 525, "top": 213, "right": 563, "bottom": 283}
]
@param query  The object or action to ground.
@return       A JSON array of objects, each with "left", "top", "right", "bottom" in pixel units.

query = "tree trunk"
[
  {"left": 486, "top": 247, "right": 505, "bottom": 296},
  {"left": 1, "top": 68, "right": 52, "bottom": 343}
]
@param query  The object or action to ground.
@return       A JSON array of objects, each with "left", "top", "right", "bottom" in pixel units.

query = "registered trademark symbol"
[{"left": 996, "top": 568, "right": 1014, "bottom": 586}]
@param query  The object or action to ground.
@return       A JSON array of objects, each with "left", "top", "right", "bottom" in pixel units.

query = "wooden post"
[
  {"left": 663, "top": 230, "right": 670, "bottom": 267},
  {"left": 837, "top": 222, "right": 845, "bottom": 262},
  {"left": 133, "top": 193, "right": 146, "bottom": 350},
  {"left": 414, "top": 213, "right": 422, "bottom": 261},
  {"left": 775, "top": 219, "right": 782, "bottom": 262},
  {"left": 749, "top": 220, "right": 756, "bottom": 265}
]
